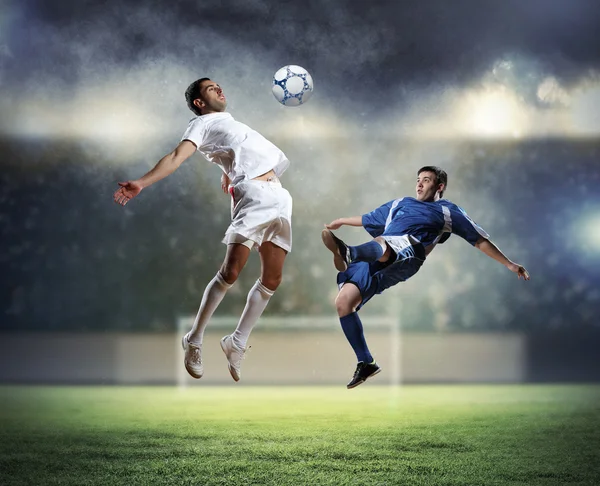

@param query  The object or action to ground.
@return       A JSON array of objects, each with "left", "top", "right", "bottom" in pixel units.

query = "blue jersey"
[
  {"left": 337, "top": 197, "right": 490, "bottom": 310},
  {"left": 361, "top": 197, "right": 489, "bottom": 251}
]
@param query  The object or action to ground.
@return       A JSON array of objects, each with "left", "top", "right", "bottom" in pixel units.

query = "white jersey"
[{"left": 181, "top": 112, "right": 290, "bottom": 185}]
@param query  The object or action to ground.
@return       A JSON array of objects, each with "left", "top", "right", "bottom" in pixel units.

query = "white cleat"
[
  {"left": 220, "top": 335, "right": 246, "bottom": 382},
  {"left": 182, "top": 334, "right": 203, "bottom": 379}
]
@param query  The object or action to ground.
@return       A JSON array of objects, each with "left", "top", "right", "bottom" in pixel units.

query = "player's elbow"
[
  {"left": 474, "top": 237, "right": 488, "bottom": 249},
  {"left": 168, "top": 152, "right": 185, "bottom": 168}
]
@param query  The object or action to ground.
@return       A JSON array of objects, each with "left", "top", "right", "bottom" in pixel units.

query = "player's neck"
[{"left": 201, "top": 109, "right": 227, "bottom": 116}]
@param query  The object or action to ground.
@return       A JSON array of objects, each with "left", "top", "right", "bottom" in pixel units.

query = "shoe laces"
[
  {"left": 353, "top": 362, "right": 365, "bottom": 377},
  {"left": 187, "top": 343, "right": 202, "bottom": 364},
  {"left": 229, "top": 343, "right": 250, "bottom": 368},
  {"left": 190, "top": 349, "right": 201, "bottom": 364}
]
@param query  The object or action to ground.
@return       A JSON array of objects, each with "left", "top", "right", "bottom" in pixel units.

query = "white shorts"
[{"left": 222, "top": 179, "right": 293, "bottom": 252}]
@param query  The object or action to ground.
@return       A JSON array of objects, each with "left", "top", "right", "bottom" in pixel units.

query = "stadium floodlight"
[
  {"left": 458, "top": 88, "right": 528, "bottom": 138},
  {"left": 588, "top": 213, "right": 600, "bottom": 251},
  {"left": 572, "top": 210, "right": 600, "bottom": 257}
]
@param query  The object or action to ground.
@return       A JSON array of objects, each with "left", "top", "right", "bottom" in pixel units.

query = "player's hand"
[
  {"left": 221, "top": 173, "right": 231, "bottom": 195},
  {"left": 113, "top": 180, "right": 143, "bottom": 206},
  {"left": 325, "top": 219, "right": 344, "bottom": 230},
  {"left": 507, "top": 262, "right": 530, "bottom": 281}
]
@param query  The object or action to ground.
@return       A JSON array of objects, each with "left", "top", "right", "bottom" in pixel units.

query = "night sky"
[{"left": 1, "top": 0, "right": 600, "bottom": 332}]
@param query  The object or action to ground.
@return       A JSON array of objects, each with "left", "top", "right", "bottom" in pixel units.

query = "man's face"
[
  {"left": 416, "top": 171, "right": 443, "bottom": 202},
  {"left": 196, "top": 79, "right": 227, "bottom": 114}
]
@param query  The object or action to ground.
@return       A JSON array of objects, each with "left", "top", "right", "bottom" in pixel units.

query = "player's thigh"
[
  {"left": 220, "top": 243, "right": 252, "bottom": 284},
  {"left": 335, "top": 283, "right": 363, "bottom": 314},
  {"left": 258, "top": 241, "right": 288, "bottom": 290}
]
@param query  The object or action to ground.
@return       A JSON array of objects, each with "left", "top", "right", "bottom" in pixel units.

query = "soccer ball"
[{"left": 272, "top": 65, "right": 314, "bottom": 107}]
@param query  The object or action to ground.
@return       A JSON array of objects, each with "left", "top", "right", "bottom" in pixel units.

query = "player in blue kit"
[{"left": 322, "top": 166, "right": 530, "bottom": 389}]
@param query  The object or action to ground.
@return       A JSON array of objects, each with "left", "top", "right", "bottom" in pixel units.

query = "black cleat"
[
  {"left": 321, "top": 229, "right": 351, "bottom": 271},
  {"left": 347, "top": 361, "right": 382, "bottom": 389}
]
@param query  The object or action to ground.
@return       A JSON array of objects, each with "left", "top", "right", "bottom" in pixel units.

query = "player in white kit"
[{"left": 113, "top": 78, "right": 292, "bottom": 382}]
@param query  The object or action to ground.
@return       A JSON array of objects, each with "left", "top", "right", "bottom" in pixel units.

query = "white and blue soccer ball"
[{"left": 272, "top": 65, "right": 314, "bottom": 107}]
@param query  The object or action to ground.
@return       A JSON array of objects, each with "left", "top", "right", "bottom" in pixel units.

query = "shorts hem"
[{"left": 222, "top": 232, "right": 291, "bottom": 253}]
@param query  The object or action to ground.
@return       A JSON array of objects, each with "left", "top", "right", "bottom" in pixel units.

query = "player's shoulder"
[
  {"left": 395, "top": 196, "right": 414, "bottom": 205},
  {"left": 189, "top": 112, "right": 233, "bottom": 126},
  {"left": 437, "top": 198, "right": 459, "bottom": 209},
  {"left": 438, "top": 199, "right": 473, "bottom": 217},
  {"left": 186, "top": 115, "right": 206, "bottom": 129}
]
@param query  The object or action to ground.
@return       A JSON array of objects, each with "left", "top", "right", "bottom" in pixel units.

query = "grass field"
[{"left": 1, "top": 385, "right": 599, "bottom": 485}]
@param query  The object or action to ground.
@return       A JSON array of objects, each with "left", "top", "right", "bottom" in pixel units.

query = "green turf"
[{"left": 1, "top": 385, "right": 599, "bottom": 485}]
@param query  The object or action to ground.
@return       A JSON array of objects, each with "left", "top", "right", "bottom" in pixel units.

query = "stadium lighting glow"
[
  {"left": 7, "top": 98, "right": 167, "bottom": 142},
  {"left": 265, "top": 111, "right": 347, "bottom": 139},
  {"left": 396, "top": 83, "right": 537, "bottom": 140},
  {"left": 458, "top": 88, "right": 528, "bottom": 138},
  {"left": 537, "top": 76, "right": 571, "bottom": 105},
  {"left": 571, "top": 85, "right": 600, "bottom": 135},
  {"left": 573, "top": 211, "right": 600, "bottom": 256},
  {"left": 4, "top": 64, "right": 600, "bottom": 145},
  {"left": 588, "top": 214, "right": 600, "bottom": 250}
]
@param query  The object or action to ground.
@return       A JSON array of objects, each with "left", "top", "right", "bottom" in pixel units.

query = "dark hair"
[
  {"left": 185, "top": 78, "right": 211, "bottom": 116},
  {"left": 418, "top": 166, "right": 448, "bottom": 197}
]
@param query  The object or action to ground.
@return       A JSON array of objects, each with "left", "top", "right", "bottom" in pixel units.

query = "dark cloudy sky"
[
  {"left": 3, "top": 0, "right": 600, "bottom": 112},
  {"left": 7, "top": 1, "right": 600, "bottom": 78},
  {"left": 1, "top": 0, "right": 599, "bottom": 143}
]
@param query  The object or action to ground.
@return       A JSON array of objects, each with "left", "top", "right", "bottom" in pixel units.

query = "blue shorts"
[{"left": 336, "top": 244, "right": 425, "bottom": 310}]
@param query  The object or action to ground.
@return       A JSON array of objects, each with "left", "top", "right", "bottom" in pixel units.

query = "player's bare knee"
[
  {"left": 260, "top": 273, "right": 282, "bottom": 291},
  {"left": 219, "top": 265, "right": 241, "bottom": 285},
  {"left": 335, "top": 294, "right": 355, "bottom": 316}
]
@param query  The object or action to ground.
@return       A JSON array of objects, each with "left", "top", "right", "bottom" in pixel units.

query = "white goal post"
[{"left": 176, "top": 308, "right": 402, "bottom": 388}]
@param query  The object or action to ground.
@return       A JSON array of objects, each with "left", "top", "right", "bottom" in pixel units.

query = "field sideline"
[{"left": 1, "top": 385, "right": 599, "bottom": 485}]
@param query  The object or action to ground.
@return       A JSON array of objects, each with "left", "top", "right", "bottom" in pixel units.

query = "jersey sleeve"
[
  {"left": 362, "top": 200, "right": 395, "bottom": 238},
  {"left": 180, "top": 117, "right": 206, "bottom": 149},
  {"left": 449, "top": 205, "right": 490, "bottom": 246}
]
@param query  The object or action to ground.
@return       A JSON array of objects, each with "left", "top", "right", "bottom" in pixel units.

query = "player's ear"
[{"left": 193, "top": 98, "right": 205, "bottom": 110}]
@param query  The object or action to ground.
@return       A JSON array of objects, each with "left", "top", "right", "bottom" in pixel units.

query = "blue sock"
[
  {"left": 349, "top": 240, "right": 384, "bottom": 263},
  {"left": 340, "top": 312, "right": 373, "bottom": 363}
]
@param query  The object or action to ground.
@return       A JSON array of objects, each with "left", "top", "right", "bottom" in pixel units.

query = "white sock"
[
  {"left": 187, "top": 272, "right": 232, "bottom": 344},
  {"left": 232, "top": 279, "right": 274, "bottom": 349}
]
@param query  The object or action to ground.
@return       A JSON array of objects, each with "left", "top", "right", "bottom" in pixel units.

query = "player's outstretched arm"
[
  {"left": 475, "top": 237, "right": 530, "bottom": 280},
  {"left": 325, "top": 216, "right": 363, "bottom": 230},
  {"left": 113, "top": 140, "right": 197, "bottom": 206}
]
